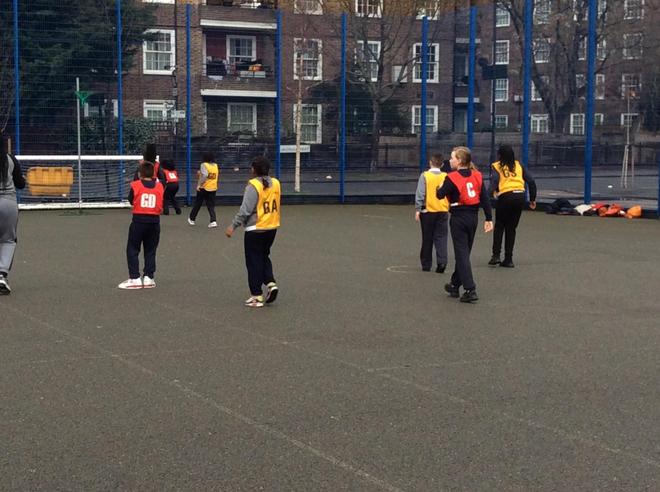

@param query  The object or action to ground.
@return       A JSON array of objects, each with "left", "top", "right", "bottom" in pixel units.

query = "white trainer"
[
  {"left": 0, "top": 276, "right": 11, "bottom": 295},
  {"left": 142, "top": 276, "right": 156, "bottom": 289},
  {"left": 208, "top": 221, "right": 218, "bottom": 228},
  {"left": 244, "top": 295, "right": 264, "bottom": 308},
  {"left": 187, "top": 218, "right": 196, "bottom": 226},
  {"left": 118, "top": 278, "right": 143, "bottom": 290}
]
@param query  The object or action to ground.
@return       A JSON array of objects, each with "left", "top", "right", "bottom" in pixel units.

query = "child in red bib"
[
  {"left": 118, "top": 161, "right": 164, "bottom": 290},
  {"left": 160, "top": 158, "right": 182, "bottom": 215}
]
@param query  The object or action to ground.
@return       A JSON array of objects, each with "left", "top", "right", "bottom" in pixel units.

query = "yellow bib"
[
  {"left": 201, "top": 162, "right": 219, "bottom": 192},
  {"left": 423, "top": 170, "right": 450, "bottom": 212},
  {"left": 492, "top": 160, "right": 525, "bottom": 196},
  {"left": 249, "top": 177, "right": 281, "bottom": 230}
]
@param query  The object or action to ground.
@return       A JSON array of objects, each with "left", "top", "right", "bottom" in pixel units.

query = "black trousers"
[
  {"left": 244, "top": 230, "right": 277, "bottom": 296},
  {"left": 163, "top": 183, "right": 181, "bottom": 214},
  {"left": 449, "top": 210, "right": 478, "bottom": 291},
  {"left": 189, "top": 189, "right": 216, "bottom": 222},
  {"left": 127, "top": 221, "right": 160, "bottom": 279},
  {"left": 419, "top": 211, "right": 449, "bottom": 270},
  {"left": 492, "top": 191, "right": 525, "bottom": 260}
]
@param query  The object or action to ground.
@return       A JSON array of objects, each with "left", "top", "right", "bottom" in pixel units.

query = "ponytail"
[
  {"left": 251, "top": 156, "right": 271, "bottom": 189},
  {"left": 261, "top": 177, "right": 270, "bottom": 189}
]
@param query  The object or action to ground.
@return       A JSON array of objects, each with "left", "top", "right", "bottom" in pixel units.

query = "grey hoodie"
[{"left": 231, "top": 176, "right": 274, "bottom": 230}]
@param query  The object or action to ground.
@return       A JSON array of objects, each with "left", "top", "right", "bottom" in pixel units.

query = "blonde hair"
[{"left": 452, "top": 146, "right": 477, "bottom": 170}]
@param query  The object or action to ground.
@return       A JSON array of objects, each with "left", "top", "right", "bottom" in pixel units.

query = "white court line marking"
[
  {"left": 386, "top": 265, "right": 419, "bottom": 274},
  {"left": 362, "top": 214, "right": 394, "bottom": 220},
  {"left": 4, "top": 305, "right": 402, "bottom": 492}
]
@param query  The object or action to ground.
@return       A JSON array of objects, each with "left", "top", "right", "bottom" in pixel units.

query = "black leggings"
[
  {"left": 244, "top": 230, "right": 277, "bottom": 296},
  {"left": 492, "top": 192, "right": 525, "bottom": 260},
  {"left": 450, "top": 210, "right": 478, "bottom": 291},
  {"left": 189, "top": 189, "right": 216, "bottom": 222}
]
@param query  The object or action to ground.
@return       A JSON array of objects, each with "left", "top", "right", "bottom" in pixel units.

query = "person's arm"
[
  {"left": 127, "top": 187, "right": 135, "bottom": 205},
  {"left": 197, "top": 164, "right": 209, "bottom": 190},
  {"left": 436, "top": 176, "right": 457, "bottom": 200},
  {"left": 489, "top": 166, "right": 500, "bottom": 198},
  {"left": 480, "top": 182, "right": 493, "bottom": 232},
  {"left": 414, "top": 174, "right": 426, "bottom": 219},
  {"left": 10, "top": 156, "right": 26, "bottom": 189},
  {"left": 523, "top": 167, "right": 538, "bottom": 206},
  {"left": 225, "top": 184, "right": 258, "bottom": 237}
]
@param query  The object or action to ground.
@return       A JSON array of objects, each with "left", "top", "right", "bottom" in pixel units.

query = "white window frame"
[
  {"left": 494, "top": 78, "right": 509, "bottom": 102},
  {"left": 355, "top": 0, "right": 382, "bottom": 18},
  {"left": 496, "top": 5, "right": 511, "bottom": 27},
  {"left": 532, "top": 75, "right": 549, "bottom": 101},
  {"left": 621, "top": 113, "right": 638, "bottom": 127},
  {"left": 227, "top": 103, "right": 257, "bottom": 134},
  {"left": 596, "top": 74, "right": 605, "bottom": 100},
  {"left": 531, "top": 114, "right": 549, "bottom": 133},
  {"left": 495, "top": 115, "right": 508, "bottom": 129},
  {"left": 226, "top": 35, "right": 257, "bottom": 66},
  {"left": 143, "top": 100, "right": 175, "bottom": 130},
  {"left": 293, "top": 104, "right": 323, "bottom": 144},
  {"left": 293, "top": 38, "right": 323, "bottom": 81},
  {"left": 597, "top": 39, "right": 607, "bottom": 61},
  {"left": 595, "top": 113, "right": 604, "bottom": 126},
  {"left": 143, "top": 29, "right": 176, "bottom": 75},
  {"left": 623, "top": 33, "right": 643, "bottom": 60},
  {"left": 294, "top": 0, "right": 323, "bottom": 15},
  {"left": 416, "top": 0, "right": 440, "bottom": 20},
  {"left": 412, "top": 105, "right": 439, "bottom": 134},
  {"left": 412, "top": 43, "right": 440, "bottom": 83},
  {"left": 570, "top": 113, "right": 585, "bottom": 135},
  {"left": 495, "top": 40, "right": 509, "bottom": 65},
  {"left": 534, "top": 0, "right": 551, "bottom": 24},
  {"left": 534, "top": 38, "right": 550, "bottom": 63},
  {"left": 576, "top": 74, "right": 586, "bottom": 93},
  {"left": 356, "top": 40, "right": 381, "bottom": 82},
  {"left": 578, "top": 38, "right": 587, "bottom": 61},
  {"left": 624, "top": 0, "right": 644, "bottom": 19},
  {"left": 143, "top": 0, "right": 174, "bottom": 3},
  {"left": 621, "top": 73, "right": 641, "bottom": 99}
]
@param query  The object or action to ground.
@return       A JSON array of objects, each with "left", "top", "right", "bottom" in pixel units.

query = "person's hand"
[
  {"left": 484, "top": 221, "right": 493, "bottom": 233},
  {"left": 529, "top": 201, "right": 537, "bottom": 210},
  {"left": 225, "top": 226, "right": 234, "bottom": 238},
  {"left": 415, "top": 211, "right": 421, "bottom": 222}
]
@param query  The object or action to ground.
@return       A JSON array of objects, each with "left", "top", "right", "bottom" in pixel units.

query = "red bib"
[
  {"left": 165, "top": 170, "right": 179, "bottom": 184},
  {"left": 131, "top": 180, "right": 164, "bottom": 215},
  {"left": 448, "top": 170, "right": 483, "bottom": 206}
]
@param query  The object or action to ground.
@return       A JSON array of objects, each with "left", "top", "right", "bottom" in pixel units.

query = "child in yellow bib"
[
  {"left": 225, "top": 156, "right": 280, "bottom": 308},
  {"left": 188, "top": 151, "right": 220, "bottom": 228},
  {"left": 415, "top": 153, "right": 450, "bottom": 273}
]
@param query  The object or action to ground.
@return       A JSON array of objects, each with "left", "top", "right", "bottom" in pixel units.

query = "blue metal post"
[
  {"left": 275, "top": 10, "right": 282, "bottom": 179},
  {"left": 467, "top": 6, "right": 477, "bottom": 148},
  {"left": 522, "top": 0, "right": 533, "bottom": 168},
  {"left": 583, "top": 0, "right": 597, "bottom": 204},
  {"left": 13, "top": 0, "right": 20, "bottom": 154},
  {"left": 116, "top": 0, "right": 124, "bottom": 199},
  {"left": 340, "top": 13, "right": 347, "bottom": 203},
  {"left": 420, "top": 16, "right": 429, "bottom": 171},
  {"left": 186, "top": 3, "right": 192, "bottom": 205},
  {"left": 657, "top": 151, "right": 660, "bottom": 218}
]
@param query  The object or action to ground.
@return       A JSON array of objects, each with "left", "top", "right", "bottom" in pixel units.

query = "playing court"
[{"left": 2, "top": 206, "right": 659, "bottom": 490}]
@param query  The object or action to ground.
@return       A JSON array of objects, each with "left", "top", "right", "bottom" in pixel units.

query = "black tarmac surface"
[{"left": 2, "top": 206, "right": 660, "bottom": 490}]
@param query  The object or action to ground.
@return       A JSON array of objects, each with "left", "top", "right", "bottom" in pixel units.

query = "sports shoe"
[
  {"left": 488, "top": 255, "right": 501, "bottom": 266},
  {"left": 444, "top": 283, "right": 459, "bottom": 298},
  {"left": 244, "top": 295, "right": 264, "bottom": 308},
  {"left": 208, "top": 221, "right": 218, "bottom": 229},
  {"left": 500, "top": 259, "right": 515, "bottom": 268},
  {"left": 0, "top": 275, "right": 11, "bottom": 295},
  {"left": 460, "top": 289, "right": 479, "bottom": 303},
  {"left": 118, "top": 278, "right": 143, "bottom": 290},
  {"left": 187, "top": 218, "right": 196, "bottom": 226},
  {"left": 436, "top": 264, "right": 446, "bottom": 274},
  {"left": 142, "top": 276, "right": 156, "bottom": 288},
  {"left": 265, "top": 282, "right": 279, "bottom": 304},
  {"left": 422, "top": 266, "right": 431, "bottom": 272}
]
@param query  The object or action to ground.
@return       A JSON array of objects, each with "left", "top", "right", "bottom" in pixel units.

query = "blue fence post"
[
  {"left": 522, "top": 0, "right": 533, "bottom": 168},
  {"left": 13, "top": 0, "right": 20, "bottom": 154},
  {"left": 116, "top": 0, "right": 124, "bottom": 199},
  {"left": 340, "top": 13, "right": 347, "bottom": 203},
  {"left": 583, "top": 0, "right": 597, "bottom": 204},
  {"left": 275, "top": 10, "right": 282, "bottom": 179},
  {"left": 467, "top": 6, "right": 476, "bottom": 149},
  {"left": 420, "top": 16, "right": 429, "bottom": 172},
  {"left": 657, "top": 151, "right": 660, "bottom": 218},
  {"left": 186, "top": 3, "right": 192, "bottom": 206}
]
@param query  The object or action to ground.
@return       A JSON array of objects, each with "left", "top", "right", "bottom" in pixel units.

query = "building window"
[
  {"left": 356, "top": 40, "right": 381, "bottom": 82},
  {"left": 534, "top": 38, "right": 550, "bottom": 63},
  {"left": 495, "top": 40, "right": 509, "bottom": 65},
  {"left": 570, "top": 113, "right": 585, "bottom": 135},
  {"left": 576, "top": 74, "right": 586, "bottom": 94},
  {"left": 597, "top": 39, "right": 607, "bottom": 60},
  {"left": 495, "top": 115, "right": 508, "bottom": 129},
  {"left": 595, "top": 113, "right": 604, "bottom": 126},
  {"left": 416, "top": 0, "right": 440, "bottom": 19},
  {"left": 531, "top": 114, "right": 549, "bottom": 133},
  {"left": 294, "top": 104, "right": 322, "bottom": 143},
  {"left": 621, "top": 74, "right": 641, "bottom": 98},
  {"left": 356, "top": 0, "right": 382, "bottom": 17},
  {"left": 496, "top": 5, "right": 511, "bottom": 27},
  {"left": 143, "top": 30, "right": 175, "bottom": 75},
  {"left": 534, "top": 0, "right": 551, "bottom": 24},
  {"left": 143, "top": 0, "right": 174, "bottom": 3},
  {"left": 413, "top": 43, "right": 440, "bottom": 83},
  {"left": 596, "top": 74, "right": 605, "bottom": 99},
  {"left": 294, "top": 0, "right": 323, "bottom": 14},
  {"left": 621, "top": 113, "right": 638, "bottom": 128},
  {"left": 227, "top": 36, "right": 256, "bottom": 66},
  {"left": 623, "top": 33, "right": 643, "bottom": 60},
  {"left": 495, "top": 78, "right": 509, "bottom": 102},
  {"left": 573, "top": 0, "right": 607, "bottom": 20},
  {"left": 624, "top": 0, "right": 644, "bottom": 19},
  {"left": 228, "top": 103, "right": 257, "bottom": 134},
  {"left": 532, "top": 75, "right": 549, "bottom": 101},
  {"left": 578, "top": 38, "right": 586, "bottom": 61},
  {"left": 412, "top": 105, "right": 438, "bottom": 134},
  {"left": 144, "top": 100, "right": 174, "bottom": 130},
  {"left": 294, "top": 38, "right": 322, "bottom": 80}
]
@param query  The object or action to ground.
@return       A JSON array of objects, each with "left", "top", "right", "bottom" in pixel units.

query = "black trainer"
[
  {"left": 444, "top": 283, "right": 459, "bottom": 298},
  {"left": 500, "top": 259, "right": 515, "bottom": 268},
  {"left": 435, "top": 264, "right": 446, "bottom": 273},
  {"left": 460, "top": 289, "right": 479, "bottom": 303},
  {"left": 488, "top": 255, "right": 501, "bottom": 266}
]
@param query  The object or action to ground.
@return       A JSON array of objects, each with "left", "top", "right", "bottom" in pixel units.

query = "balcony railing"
[
  {"left": 204, "top": 60, "right": 273, "bottom": 80},
  {"left": 205, "top": 0, "right": 276, "bottom": 9}
]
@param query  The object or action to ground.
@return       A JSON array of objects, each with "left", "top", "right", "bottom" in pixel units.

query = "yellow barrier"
[{"left": 26, "top": 167, "right": 75, "bottom": 196}]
